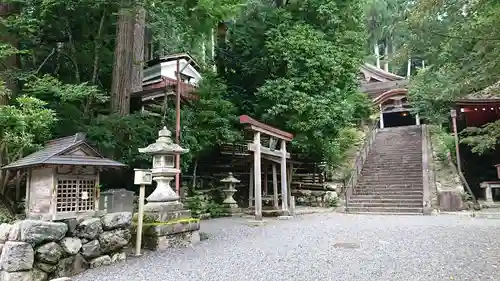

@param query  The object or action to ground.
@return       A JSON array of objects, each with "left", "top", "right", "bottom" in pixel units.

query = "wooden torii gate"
[{"left": 239, "top": 115, "right": 294, "bottom": 220}]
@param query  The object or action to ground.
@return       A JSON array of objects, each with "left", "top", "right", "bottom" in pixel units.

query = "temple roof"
[
  {"left": 145, "top": 52, "right": 200, "bottom": 71},
  {"left": 463, "top": 80, "right": 500, "bottom": 100},
  {"left": 360, "top": 80, "right": 409, "bottom": 98},
  {"left": 456, "top": 80, "right": 500, "bottom": 104},
  {"left": 358, "top": 63, "right": 408, "bottom": 101},
  {"left": 360, "top": 63, "right": 405, "bottom": 82},
  {"left": 2, "top": 133, "right": 126, "bottom": 170}
]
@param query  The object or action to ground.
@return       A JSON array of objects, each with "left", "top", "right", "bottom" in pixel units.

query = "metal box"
[{"left": 99, "top": 189, "right": 135, "bottom": 213}]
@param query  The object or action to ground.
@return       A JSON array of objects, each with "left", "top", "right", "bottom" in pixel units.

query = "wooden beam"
[
  {"left": 280, "top": 140, "right": 289, "bottom": 215},
  {"left": 263, "top": 164, "right": 268, "bottom": 196},
  {"left": 249, "top": 166, "right": 254, "bottom": 208},
  {"left": 248, "top": 144, "right": 290, "bottom": 158},
  {"left": 239, "top": 115, "right": 294, "bottom": 141},
  {"left": 272, "top": 164, "right": 279, "bottom": 210}
]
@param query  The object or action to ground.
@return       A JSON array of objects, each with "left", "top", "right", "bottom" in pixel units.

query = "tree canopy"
[{"left": 0, "top": 0, "right": 374, "bottom": 208}]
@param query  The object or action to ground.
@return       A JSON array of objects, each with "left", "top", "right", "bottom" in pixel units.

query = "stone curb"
[{"left": 438, "top": 211, "right": 500, "bottom": 219}]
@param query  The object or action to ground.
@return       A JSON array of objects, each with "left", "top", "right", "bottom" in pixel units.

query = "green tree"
[{"left": 220, "top": 0, "right": 371, "bottom": 164}]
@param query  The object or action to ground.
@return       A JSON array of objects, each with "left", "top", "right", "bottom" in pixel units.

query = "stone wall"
[
  {"left": 0, "top": 212, "right": 132, "bottom": 281},
  {"left": 292, "top": 189, "right": 339, "bottom": 207}
]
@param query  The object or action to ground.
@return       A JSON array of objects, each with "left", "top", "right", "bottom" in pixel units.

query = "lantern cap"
[
  {"left": 221, "top": 172, "right": 240, "bottom": 183},
  {"left": 138, "top": 126, "right": 188, "bottom": 155}
]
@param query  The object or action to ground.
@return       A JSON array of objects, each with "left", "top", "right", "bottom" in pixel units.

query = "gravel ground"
[{"left": 73, "top": 213, "right": 500, "bottom": 281}]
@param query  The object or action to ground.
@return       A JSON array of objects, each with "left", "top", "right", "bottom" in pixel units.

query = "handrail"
[{"left": 344, "top": 119, "right": 380, "bottom": 211}]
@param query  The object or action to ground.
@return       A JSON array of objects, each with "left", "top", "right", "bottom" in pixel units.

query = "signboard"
[{"left": 134, "top": 169, "right": 153, "bottom": 185}]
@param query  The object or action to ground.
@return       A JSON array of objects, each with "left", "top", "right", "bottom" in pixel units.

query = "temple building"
[
  {"left": 453, "top": 81, "right": 500, "bottom": 200},
  {"left": 130, "top": 53, "right": 201, "bottom": 113},
  {"left": 358, "top": 63, "right": 416, "bottom": 128}
]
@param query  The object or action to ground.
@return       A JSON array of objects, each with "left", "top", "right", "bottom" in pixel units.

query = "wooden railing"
[{"left": 344, "top": 119, "right": 380, "bottom": 211}]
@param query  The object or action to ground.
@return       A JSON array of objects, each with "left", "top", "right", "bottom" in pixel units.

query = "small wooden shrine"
[
  {"left": 453, "top": 80, "right": 500, "bottom": 200},
  {"left": 130, "top": 52, "right": 201, "bottom": 113},
  {"left": 1, "top": 133, "right": 126, "bottom": 220}
]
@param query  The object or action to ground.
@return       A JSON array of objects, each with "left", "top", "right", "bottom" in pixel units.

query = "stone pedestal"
[
  {"left": 139, "top": 177, "right": 200, "bottom": 251},
  {"left": 438, "top": 190, "right": 464, "bottom": 211},
  {"left": 222, "top": 189, "right": 241, "bottom": 215},
  {"left": 136, "top": 126, "right": 200, "bottom": 251},
  {"left": 220, "top": 173, "right": 242, "bottom": 216}
]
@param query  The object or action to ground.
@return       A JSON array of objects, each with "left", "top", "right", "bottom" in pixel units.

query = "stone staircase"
[{"left": 347, "top": 125, "right": 424, "bottom": 214}]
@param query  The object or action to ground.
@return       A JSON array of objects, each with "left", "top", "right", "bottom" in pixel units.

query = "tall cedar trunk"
[
  {"left": 374, "top": 42, "right": 380, "bottom": 69},
  {"left": 215, "top": 22, "right": 228, "bottom": 76},
  {"left": 111, "top": 2, "right": 135, "bottom": 115},
  {"left": 210, "top": 29, "right": 216, "bottom": 72},
  {"left": 0, "top": 3, "right": 19, "bottom": 105},
  {"left": 383, "top": 39, "right": 389, "bottom": 72},
  {"left": 407, "top": 58, "right": 412, "bottom": 78},
  {"left": 131, "top": 7, "right": 146, "bottom": 93}
]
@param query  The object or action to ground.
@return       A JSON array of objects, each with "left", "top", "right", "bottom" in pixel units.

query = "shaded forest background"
[{"left": 0, "top": 0, "right": 499, "bottom": 208}]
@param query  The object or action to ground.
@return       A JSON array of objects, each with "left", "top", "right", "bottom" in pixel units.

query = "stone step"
[
  {"left": 356, "top": 183, "right": 422, "bottom": 187},
  {"left": 368, "top": 150, "right": 422, "bottom": 153},
  {"left": 359, "top": 170, "right": 422, "bottom": 174},
  {"left": 347, "top": 201, "right": 422, "bottom": 208},
  {"left": 346, "top": 211, "right": 424, "bottom": 216},
  {"left": 372, "top": 149, "right": 421, "bottom": 152},
  {"left": 363, "top": 159, "right": 422, "bottom": 164},
  {"left": 358, "top": 179, "right": 422, "bottom": 184},
  {"left": 346, "top": 206, "right": 423, "bottom": 214},
  {"left": 349, "top": 194, "right": 423, "bottom": 200},
  {"left": 360, "top": 171, "right": 422, "bottom": 176},
  {"left": 364, "top": 158, "right": 422, "bottom": 162},
  {"left": 357, "top": 180, "right": 422, "bottom": 185},
  {"left": 359, "top": 171, "right": 422, "bottom": 176},
  {"left": 355, "top": 183, "right": 423, "bottom": 188},
  {"left": 353, "top": 190, "right": 423, "bottom": 196}
]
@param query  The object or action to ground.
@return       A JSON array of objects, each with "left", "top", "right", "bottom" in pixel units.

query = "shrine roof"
[
  {"left": 1, "top": 133, "right": 126, "bottom": 170},
  {"left": 145, "top": 52, "right": 200, "bottom": 71},
  {"left": 360, "top": 63, "right": 405, "bottom": 82},
  {"left": 360, "top": 79, "right": 409, "bottom": 98},
  {"left": 457, "top": 80, "right": 500, "bottom": 104}
]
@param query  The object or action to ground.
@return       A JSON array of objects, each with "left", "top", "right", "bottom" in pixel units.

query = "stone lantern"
[
  {"left": 138, "top": 126, "right": 188, "bottom": 212},
  {"left": 220, "top": 172, "right": 241, "bottom": 215}
]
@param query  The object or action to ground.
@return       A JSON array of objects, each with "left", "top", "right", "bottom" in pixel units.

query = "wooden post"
[
  {"left": 272, "top": 164, "right": 278, "bottom": 209},
  {"left": 135, "top": 184, "right": 145, "bottom": 256},
  {"left": 280, "top": 140, "right": 289, "bottom": 215},
  {"left": 287, "top": 163, "right": 293, "bottom": 212},
  {"left": 253, "top": 132, "right": 262, "bottom": 220},
  {"left": 263, "top": 164, "right": 268, "bottom": 196},
  {"left": 249, "top": 166, "right": 254, "bottom": 208},
  {"left": 175, "top": 58, "right": 181, "bottom": 195}
]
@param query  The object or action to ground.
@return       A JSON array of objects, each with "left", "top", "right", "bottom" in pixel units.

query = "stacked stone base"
[
  {"left": 135, "top": 202, "right": 201, "bottom": 251},
  {"left": 224, "top": 203, "right": 242, "bottom": 216},
  {"left": 0, "top": 212, "right": 133, "bottom": 281}
]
